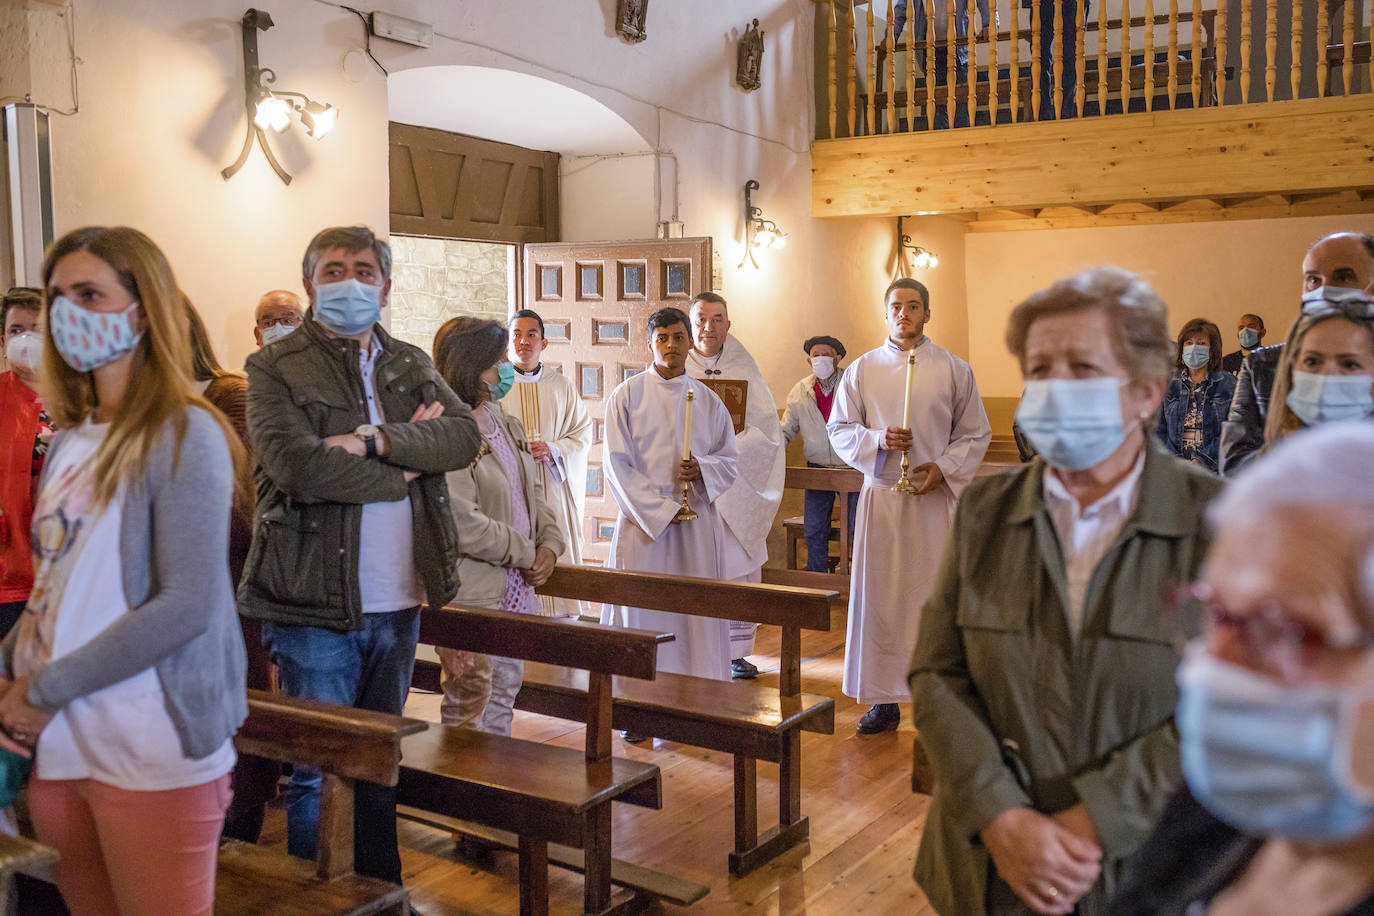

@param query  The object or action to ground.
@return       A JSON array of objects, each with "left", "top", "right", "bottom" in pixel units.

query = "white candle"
[
  {"left": 901, "top": 350, "right": 915, "bottom": 430},
  {"left": 682, "top": 389, "right": 694, "bottom": 461}
]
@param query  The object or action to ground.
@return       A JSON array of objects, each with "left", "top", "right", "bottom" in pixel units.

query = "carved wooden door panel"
[{"left": 523, "top": 238, "right": 713, "bottom": 566}]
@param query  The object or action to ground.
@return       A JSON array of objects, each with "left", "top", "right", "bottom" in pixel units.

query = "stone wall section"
[{"left": 390, "top": 236, "right": 513, "bottom": 351}]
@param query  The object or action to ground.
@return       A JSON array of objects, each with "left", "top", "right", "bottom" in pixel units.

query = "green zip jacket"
[
  {"left": 238, "top": 319, "right": 481, "bottom": 631},
  {"left": 909, "top": 443, "right": 1223, "bottom": 916}
]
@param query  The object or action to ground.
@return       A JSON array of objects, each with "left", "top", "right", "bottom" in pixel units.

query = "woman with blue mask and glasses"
[
  {"left": 1260, "top": 288, "right": 1374, "bottom": 451},
  {"left": 429, "top": 316, "right": 562, "bottom": 736},
  {"left": 909, "top": 267, "right": 1223, "bottom": 916},
  {"left": 1157, "top": 318, "right": 1237, "bottom": 472},
  {"left": 1109, "top": 422, "right": 1374, "bottom": 916}
]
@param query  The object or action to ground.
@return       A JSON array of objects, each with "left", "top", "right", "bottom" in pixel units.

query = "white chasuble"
[
  {"left": 827, "top": 338, "right": 991, "bottom": 704},
  {"left": 687, "top": 335, "right": 786, "bottom": 657},
  {"left": 501, "top": 366, "right": 593, "bottom": 616},
  {"left": 599, "top": 370, "right": 740, "bottom": 681}
]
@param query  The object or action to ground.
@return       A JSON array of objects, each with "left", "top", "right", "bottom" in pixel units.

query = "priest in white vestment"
[
  {"left": 685, "top": 293, "right": 786, "bottom": 678},
  {"left": 601, "top": 307, "right": 740, "bottom": 692},
  {"left": 501, "top": 309, "right": 594, "bottom": 616},
  {"left": 828, "top": 278, "right": 990, "bottom": 734}
]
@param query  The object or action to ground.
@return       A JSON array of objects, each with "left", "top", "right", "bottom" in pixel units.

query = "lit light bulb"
[
  {"left": 753, "top": 227, "right": 775, "bottom": 248},
  {"left": 912, "top": 251, "right": 932, "bottom": 270},
  {"left": 927, "top": 252, "right": 939, "bottom": 268},
  {"left": 254, "top": 95, "right": 291, "bottom": 132},
  {"left": 771, "top": 230, "right": 787, "bottom": 249},
  {"left": 301, "top": 101, "right": 338, "bottom": 139}
]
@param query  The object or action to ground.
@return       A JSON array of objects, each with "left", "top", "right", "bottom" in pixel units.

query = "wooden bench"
[
  {"left": 402, "top": 605, "right": 706, "bottom": 915},
  {"left": 774, "top": 465, "right": 864, "bottom": 590},
  {"left": 524, "top": 566, "right": 837, "bottom": 876},
  {"left": 216, "top": 689, "right": 426, "bottom": 916}
]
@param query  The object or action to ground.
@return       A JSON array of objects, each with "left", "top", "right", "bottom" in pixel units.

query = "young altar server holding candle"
[
  {"left": 601, "top": 307, "right": 740, "bottom": 695},
  {"left": 828, "top": 278, "right": 991, "bottom": 734}
]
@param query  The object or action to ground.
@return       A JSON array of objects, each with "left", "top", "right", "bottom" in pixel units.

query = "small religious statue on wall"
[
  {"left": 736, "top": 18, "right": 764, "bottom": 91},
  {"left": 616, "top": 0, "right": 648, "bottom": 43}
]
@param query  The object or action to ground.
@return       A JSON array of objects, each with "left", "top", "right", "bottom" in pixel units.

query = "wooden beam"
[
  {"left": 812, "top": 97, "right": 1374, "bottom": 217},
  {"left": 964, "top": 191, "right": 1374, "bottom": 231}
]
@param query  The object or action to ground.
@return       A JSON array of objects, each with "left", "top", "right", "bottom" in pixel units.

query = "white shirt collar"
[
  {"left": 885, "top": 336, "right": 928, "bottom": 354},
  {"left": 1042, "top": 449, "right": 1146, "bottom": 523}
]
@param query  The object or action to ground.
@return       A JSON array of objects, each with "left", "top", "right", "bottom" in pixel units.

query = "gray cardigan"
[{"left": 2, "top": 406, "right": 248, "bottom": 759}]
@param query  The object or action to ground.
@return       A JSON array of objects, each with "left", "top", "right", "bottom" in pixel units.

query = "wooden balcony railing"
[{"left": 817, "top": 0, "right": 1373, "bottom": 139}]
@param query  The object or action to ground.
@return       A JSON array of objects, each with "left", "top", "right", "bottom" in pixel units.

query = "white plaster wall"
[{"left": 560, "top": 155, "right": 657, "bottom": 241}]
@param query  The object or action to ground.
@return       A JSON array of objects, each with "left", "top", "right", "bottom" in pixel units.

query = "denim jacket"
[{"left": 1156, "top": 370, "right": 1237, "bottom": 472}]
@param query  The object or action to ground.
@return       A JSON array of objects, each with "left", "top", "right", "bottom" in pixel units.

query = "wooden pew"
[
  {"left": 401, "top": 606, "right": 707, "bottom": 914},
  {"left": 775, "top": 465, "right": 865, "bottom": 591},
  {"left": 216, "top": 689, "right": 426, "bottom": 916},
  {"left": 522, "top": 567, "right": 837, "bottom": 876}
]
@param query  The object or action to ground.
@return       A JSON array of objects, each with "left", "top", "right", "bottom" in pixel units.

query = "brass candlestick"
[
  {"left": 673, "top": 389, "right": 699, "bottom": 523},
  {"left": 893, "top": 449, "right": 917, "bottom": 493}
]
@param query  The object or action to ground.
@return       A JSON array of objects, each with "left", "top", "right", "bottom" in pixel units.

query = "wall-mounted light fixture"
[
  {"left": 897, "top": 215, "right": 939, "bottom": 274},
  {"left": 740, "top": 179, "right": 786, "bottom": 269},
  {"left": 222, "top": 8, "right": 339, "bottom": 185}
]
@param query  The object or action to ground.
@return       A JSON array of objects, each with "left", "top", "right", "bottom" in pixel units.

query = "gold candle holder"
[
  {"left": 673, "top": 389, "right": 699, "bottom": 523},
  {"left": 893, "top": 349, "right": 917, "bottom": 494}
]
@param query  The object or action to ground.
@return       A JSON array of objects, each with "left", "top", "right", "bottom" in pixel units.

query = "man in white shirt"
[
  {"left": 685, "top": 293, "right": 785, "bottom": 679},
  {"left": 828, "top": 278, "right": 990, "bottom": 734},
  {"left": 500, "top": 308, "right": 593, "bottom": 615},
  {"left": 781, "top": 335, "right": 859, "bottom": 572}
]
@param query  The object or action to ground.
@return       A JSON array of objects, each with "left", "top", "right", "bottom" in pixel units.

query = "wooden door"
[{"left": 523, "top": 238, "right": 713, "bottom": 566}]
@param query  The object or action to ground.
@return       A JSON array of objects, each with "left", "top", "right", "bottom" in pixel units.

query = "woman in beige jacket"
[{"left": 432, "top": 317, "right": 564, "bottom": 734}]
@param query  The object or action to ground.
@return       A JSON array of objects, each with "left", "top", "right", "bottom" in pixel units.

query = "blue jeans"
[
  {"left": 803, "top": 463, "right": 860, "bottom": 573},
  {"left": 915, "top": 45, "right": 972, "bottom": 129},
  {"left": 263, "top": 606, "right": 420, "bottom": 885},
  {"left": 1037, "top": 0, "right": 1089, "bottom": 119}
]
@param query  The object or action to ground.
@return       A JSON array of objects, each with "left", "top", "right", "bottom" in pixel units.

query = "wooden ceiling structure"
[{"left": 810, "top": 1, "right": 1374, "bottom": 230}]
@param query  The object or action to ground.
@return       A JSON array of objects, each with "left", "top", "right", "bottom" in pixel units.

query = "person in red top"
[{"left": 0, "top": 287, "right": 52, "bottom": 634}]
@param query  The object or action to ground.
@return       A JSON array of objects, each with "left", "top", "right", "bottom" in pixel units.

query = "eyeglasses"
[
  {"left": 257, "top": 313, "right": 303, "bottom": 330},
  {"left": 1171, "top": 581, "right": 1374, "bottom": 683},
  {"left": 1301, "top": 289, "right": 1374, "bottom": 321}
]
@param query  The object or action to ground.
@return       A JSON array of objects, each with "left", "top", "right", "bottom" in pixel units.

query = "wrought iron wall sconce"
[
  {"left": 897, "top": 216, "right": 939, "bottom": 274},
  {"left": 222, "top": 8, "right": 339, "bottom": 185},
  {"left": 740, "top": 179, "right": 786, "bottom": 269}
]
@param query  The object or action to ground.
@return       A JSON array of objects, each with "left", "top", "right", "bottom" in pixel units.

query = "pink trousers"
[{"left": 29, "top": 774, "right": 231, "bottom": 916}]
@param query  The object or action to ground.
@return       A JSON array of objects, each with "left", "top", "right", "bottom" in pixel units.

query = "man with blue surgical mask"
[
  {"left": 1221, "top": 313, "right": 1265, "bottom": 375},
  {"left": 252, "top": 288, "right": 304, "bottom": 347},
  {"left": 239, "top": 226, "right": 481, "bottom": 889}
]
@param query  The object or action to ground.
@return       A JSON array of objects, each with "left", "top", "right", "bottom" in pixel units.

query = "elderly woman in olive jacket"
[{"left": 908, "top": 268, "right": 1224, "bottom": 916}]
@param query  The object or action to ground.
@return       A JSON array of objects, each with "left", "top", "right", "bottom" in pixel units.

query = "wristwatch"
[{"left": 354, "top": 424, "right": 380, "bottom": 457}]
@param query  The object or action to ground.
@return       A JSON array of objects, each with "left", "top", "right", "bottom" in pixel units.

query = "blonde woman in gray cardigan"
[{"left": 432, "top": 317, "right": 564, "bottom": 734}]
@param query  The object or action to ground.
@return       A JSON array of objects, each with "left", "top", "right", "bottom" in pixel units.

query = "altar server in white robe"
[
  {"left": 828, "top": 278, "right": 990, "bottom": 734},
  {"left": 685, "top": 293, "right": 786, "bottom": 679},
  {"left": 501, "top": 309, "right": 593, "bottom": 616},
  {"left": 601, "top": 307, "right": 740, "bottom": 692}
]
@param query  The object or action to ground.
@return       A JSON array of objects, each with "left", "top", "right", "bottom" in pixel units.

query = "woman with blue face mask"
[
  {"left": 1157, "top": 318, "right": 1237, "bottom": 472},
  {"left": 909, "top": 267, "right": 1224, "bottom": 916},
  {"left": 1109, "top": 422, "right": 1374, "bottom": 916},
  {"left": 1261, "top": 290, "right": 1374, "bottom": 449},
  {"left": 428, "top": 317, "right": 562, "bottom": 736}
]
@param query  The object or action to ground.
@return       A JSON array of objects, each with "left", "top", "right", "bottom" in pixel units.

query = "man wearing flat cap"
[{"left": 780, "top": 335, "right": 858, "bottom": 572}]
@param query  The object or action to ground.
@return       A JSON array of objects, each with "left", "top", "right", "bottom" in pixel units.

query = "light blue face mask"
[
  {"left": 1178, "top": 646, "right": 1374, "bottom": 843},
  {"left": 1015, "top": 377, "right": 1127, "bottom": 471},
  {"left": 313, "top": 278, "right": 381, "bottom": 336},
  {"left": 487, "top": 361, "right": 515, "bottom": 400},
  {"left": 259, "top": 322, "right": 296, "bottom": 346},
  {"left": 1182, "top": 343, "right": 1211, "bottom": 370},
  {"left": 1286, "top": 370, "right": 1374, "bottom": 426},
  {"left": 1238, "top": 327, "right": 1261, "bottom": 350}
]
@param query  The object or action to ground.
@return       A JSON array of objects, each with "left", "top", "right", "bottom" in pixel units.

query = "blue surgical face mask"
[
  {"left": 1015, "top": 377, "right": 1128, "bottom": 471},
  {"left": 313, "top": 278, "right": 381, "bottom": 336},
  {"left": 259, "top": 322, "right": 296, "bottom": 347},
  {"left": 1286, "top": 370, "right": 1374, "bottom": 426},
  {"left": 1239, "top": 327, "right": 1261, "bottom": 350},
  {"left": 1182, "top": 343, "right": 1211, "bottom": 370},
  {"left": 487, "top": 361, "right": 515, "bottom": 401},
  {"left": 1178, "top": 646, "right": 1374, "bottom": 843},
  {"left": 48, "top": 296, "right": 144, "bottom": 372}
]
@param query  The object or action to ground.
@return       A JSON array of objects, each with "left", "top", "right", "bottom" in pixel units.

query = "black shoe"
[
  {"left": 856, "top": 703, "right": 900, "bottom": 734},
  {"left": 621, "top": 730, "right": 650, "bottom": 744},
  {"left": 731, "top": 657, "right": 759, "bottom": 679}
]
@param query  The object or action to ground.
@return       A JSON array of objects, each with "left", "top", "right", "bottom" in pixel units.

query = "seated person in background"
[
  {"left": 1110, "top": 422, "right": 1374, "bottom": 916},
  {"left": 1259, "top": 287, "right": 1374, "bottom": 449},
  {"left": 1222, "top": 313, "right": 1266, "bottom": 375},
  {"left": 431, "top": 317, "right": 562, "bottom": 735},
  {"left": 252, "top": 288, "right": 304, "bottom": 347},
  {"left": 1157, "top": 318, "right": 1236, "bottom": 472},
  {"left": 1222, "top": 232, "right": 1374, "bottom": 475},
  {"left": 781, "top": 335, "right": 858, "bottom": 573}
]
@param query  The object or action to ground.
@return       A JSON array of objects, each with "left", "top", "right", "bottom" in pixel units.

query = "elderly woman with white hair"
[
  {"left": 909, "top": 267, "right": 1224, "bottom": 916},
  {"left": 1110, "top": 421, "right": 1374, "bottom": 915}
]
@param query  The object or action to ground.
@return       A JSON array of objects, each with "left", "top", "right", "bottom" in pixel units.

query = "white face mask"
[
  {"left": 259, "top": 322, "right": 296, "bottom": 347},
  {"left": 1016, "top": 377, "right": 1129, "bottom": 471},
  {"left": 4, "top": 330, "right": 42, "bottom": 372},
  {"left": 1286, "top": 371, "right": 1374, "bottom": 426},
  {"left": 811, "top": 355, "right": 835, "bottom": 379}
]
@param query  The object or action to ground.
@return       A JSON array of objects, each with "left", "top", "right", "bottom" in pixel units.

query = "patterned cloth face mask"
[{"left": 48, "top": 296, "right": 144, "bottom": 372}]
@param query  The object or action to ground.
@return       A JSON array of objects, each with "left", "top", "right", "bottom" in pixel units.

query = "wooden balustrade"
[{"left": 823, "top": 0, "right": 1371, "bottom": 139}]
